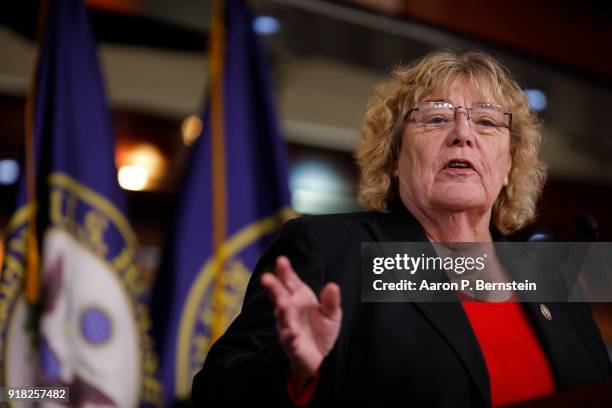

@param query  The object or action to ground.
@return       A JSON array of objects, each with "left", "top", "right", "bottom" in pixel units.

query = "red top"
[
  {"left": 287, "top": 368, "right": 320, "bottom": 406},
  {"left": 461, "top": 300, "right": 556, "bottom": 407},
  {"left": 287, "top": 301, "right": 556, "bottom": 406}
]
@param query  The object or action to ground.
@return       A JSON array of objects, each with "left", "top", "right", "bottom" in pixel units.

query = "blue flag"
[
  {"left": 0, "top": 0, "right": 162, "bottom": 405},
  {"left": 151, "top": 0, "right": 294, "bottom": 402}
]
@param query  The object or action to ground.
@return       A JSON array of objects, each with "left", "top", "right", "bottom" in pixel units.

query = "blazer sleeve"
[{"left": 191, "top": 217, "right": 333, "bottom": 406}]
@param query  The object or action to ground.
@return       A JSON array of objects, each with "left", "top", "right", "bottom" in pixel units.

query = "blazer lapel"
[
  {"left": 496, "top": 244, "right": 589, "bottom": 387},
  {"left": 364, "top": 203, "right": 491, "bottom": 407},
  {"left": 522, "top": 302, "right": 588, "bottom": 386}
]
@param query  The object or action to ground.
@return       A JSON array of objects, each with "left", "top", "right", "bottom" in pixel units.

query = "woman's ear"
[
  {"left": 504, "top": 154, "right": 512, "bottom": 186},
  {"left": 392, "top": 131, "right": 404, "bottom": 178}
]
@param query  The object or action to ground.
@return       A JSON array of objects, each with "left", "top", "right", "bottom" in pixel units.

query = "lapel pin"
[{"left": 540, "top": 304, "right": 552, "bottom": 321}]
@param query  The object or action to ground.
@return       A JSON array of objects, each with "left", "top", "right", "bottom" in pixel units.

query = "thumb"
[{"left": 319, "top": 282, "right": 342, "bottom": 319}]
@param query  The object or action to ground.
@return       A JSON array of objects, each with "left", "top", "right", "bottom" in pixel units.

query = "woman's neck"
[{"left": 404, "top": 200, "right": 493, "bottom": 243}]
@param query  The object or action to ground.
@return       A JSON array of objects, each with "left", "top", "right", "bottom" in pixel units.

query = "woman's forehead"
[{"left": 418, "top": 76, "right": 500, "bottom": 105}]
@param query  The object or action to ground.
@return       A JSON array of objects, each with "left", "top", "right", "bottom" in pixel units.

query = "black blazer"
[{"left": 192, "top": 204, "right": 612, "bottom": 407}]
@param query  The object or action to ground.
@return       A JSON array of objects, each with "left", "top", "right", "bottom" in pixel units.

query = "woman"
[{"left": 192, "top": 51, "right": 611, "bottom": 407}]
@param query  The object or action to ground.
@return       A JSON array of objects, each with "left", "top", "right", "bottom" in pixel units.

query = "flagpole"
[
  {"left": 23, "top": 0, "right": 51, "bottom": 305},
  {"left": 209, "top": 0, "right": 228, "bottom": 343}
]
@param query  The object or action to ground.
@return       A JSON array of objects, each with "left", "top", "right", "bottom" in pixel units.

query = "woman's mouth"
[{"left": 443, "top": 159, "right": 476, "bottom": 174}]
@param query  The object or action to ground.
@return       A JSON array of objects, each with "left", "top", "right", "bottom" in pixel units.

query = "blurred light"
[
  {"left": 528, "top": 232, "right": 552, "bottom": 242},
  {"left": 181, "top": 115, "right": 203, "bottom": 146},
  {"left": 291, "top": 188, "right": 358, "bottom": 215},
  {"left": 524, "top": 89, "right": 547, "bottom": 112},
  {"left": 128, "top": 144, "right": 164, "bottom": 170},
  {"left": 116, "top": 144, "right": 166, "bottom": 190},
  {"left": 290, "top": 161, "right": 344, "bottom": 193},
  {"left": 252, "top": 16, "right": 280, "bottom": 35},
  {"left": 118, "top": 165, "right": 148, "bottom": 191},
  {"left": 0, "top": 159, "right": 19, "bottom": 185},
  {"left": 289, "top": 160, "right": 358, "bottom": 214}
]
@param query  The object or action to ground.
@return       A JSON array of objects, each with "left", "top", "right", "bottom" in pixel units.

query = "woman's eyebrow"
[{"left": 422, "top": 99, "right": 501, "bottom": 106}]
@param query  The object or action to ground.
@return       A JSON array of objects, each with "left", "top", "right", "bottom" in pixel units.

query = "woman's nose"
[{"left": 450, "top": 110, "right": 475, "bottom": 147}]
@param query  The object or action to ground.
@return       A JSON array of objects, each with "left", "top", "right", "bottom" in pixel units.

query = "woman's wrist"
[{"left": 288, "top": 355, "right": 323, "bottom": 380}]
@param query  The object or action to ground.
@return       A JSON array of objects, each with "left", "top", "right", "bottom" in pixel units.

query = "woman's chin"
[{"left": 431, "top": 191, "right": 484, "bottom": 212}]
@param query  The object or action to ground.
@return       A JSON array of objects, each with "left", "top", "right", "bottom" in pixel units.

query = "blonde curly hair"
[{"left": 355, "top": 50, "right": 546, "bottom": 234}]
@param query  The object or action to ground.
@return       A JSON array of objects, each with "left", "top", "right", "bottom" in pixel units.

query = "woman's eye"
[
  {"left": 426, "top": 116, "right": 449, "bottom": 125},
  {"left": 476, "top": 118, "right": 497, "bottom": 127}
]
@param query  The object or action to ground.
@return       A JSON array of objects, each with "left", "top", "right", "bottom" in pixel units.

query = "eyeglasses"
[{"left": 407, "top": 101, "right": 512, "bottom": 133}]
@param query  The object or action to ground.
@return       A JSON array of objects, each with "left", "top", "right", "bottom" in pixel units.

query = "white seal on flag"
[{"left": 39, "top": 229, "right": 139, "bottom": 406}]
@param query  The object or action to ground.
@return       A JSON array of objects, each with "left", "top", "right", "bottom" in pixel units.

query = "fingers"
[
  {"left": 275, "top": 256, "right": 303, "bottom": 293},
  {"left": 278, "top": 325, "right": 297, "bottom": 348},
  {"left": 261, "top": 256, "right": 303, "bottom": 329},
  {"left": 260, "top": 272, "right": 289, "bottom": 304},
  {"left": 260, "top": 255, "right": 303, "bottom": 300},
  {"left": 274, "top": 299, "right": 297, "bottom": 329},
  {"left": 319, "top": 282, "right": 342, "bottom": 320}
]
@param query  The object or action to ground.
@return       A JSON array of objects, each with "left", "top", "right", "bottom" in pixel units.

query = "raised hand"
[{"left": 260, "top": 256, "right": 342, "bottom": 379}]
